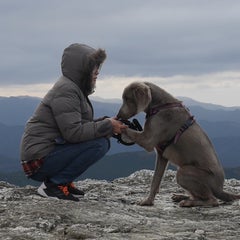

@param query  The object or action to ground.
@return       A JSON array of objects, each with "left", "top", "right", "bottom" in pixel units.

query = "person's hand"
[{"left": 107, "top": 117, "right": 128, "bottom": 135}]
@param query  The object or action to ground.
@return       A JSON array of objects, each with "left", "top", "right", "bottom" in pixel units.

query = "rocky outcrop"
[{"left": 0, "top": 170, "right": 239, "bottom": 240}]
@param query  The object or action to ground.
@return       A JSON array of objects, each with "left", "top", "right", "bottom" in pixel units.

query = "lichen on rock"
[{"left": 0, "top": 170, "right": 239, "bottom": 240}]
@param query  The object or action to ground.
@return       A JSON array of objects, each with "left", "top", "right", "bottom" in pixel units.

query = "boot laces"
[
  {"left": 58, "top": 185, "right": 70, "bottom": 196},
  {"left": 68, "top": 182, "right": 76, "bottom": 189}
]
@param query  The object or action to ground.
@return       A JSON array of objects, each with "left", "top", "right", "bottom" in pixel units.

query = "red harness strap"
[
  {"left": 155, "top": 116, "right": 195, "bottom": 155},
  {"left": 173, "top": 116, "right": 195, "bottom": 144},
  {"left": 145, "top": 102, "right": 195, "bottom": 155},
  {"left": 146, "top": 102, "right": 184, "bottom": 118}
]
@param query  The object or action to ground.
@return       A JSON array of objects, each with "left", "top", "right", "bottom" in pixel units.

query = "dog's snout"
[
  {"left": 116, "top": 111, "right": 121, "bottom": 119},
  {"left": 117, "top": 107, "right": 125, "bottom": 119},
  {"left": 117, "top": 107, "right": 135, "bottom": 120},
  {"left": 117, "top": 109, "right": 128, "bottom": 120}
]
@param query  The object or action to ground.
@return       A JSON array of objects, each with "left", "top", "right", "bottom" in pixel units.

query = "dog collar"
[{"left": 146, "top": 102, "right": 184, "bottom": 119}]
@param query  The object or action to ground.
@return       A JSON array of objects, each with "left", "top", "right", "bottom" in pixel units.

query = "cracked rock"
[{"left": 0, "top": 170, "right": 239, "bottom": 240}]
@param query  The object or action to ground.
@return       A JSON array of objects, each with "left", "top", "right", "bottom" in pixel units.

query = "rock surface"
[{"left": 0, "top": 170, "right": 240, "bottom": 240}]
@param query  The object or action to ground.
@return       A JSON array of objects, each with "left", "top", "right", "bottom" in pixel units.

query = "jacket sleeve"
[{"left": 50, "top": 91, "right": 113, "bottom": 143}]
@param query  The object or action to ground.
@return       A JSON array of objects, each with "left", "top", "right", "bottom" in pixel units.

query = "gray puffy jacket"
[{"left": 20, "top": 43, "right": 112, "bottom": 162}]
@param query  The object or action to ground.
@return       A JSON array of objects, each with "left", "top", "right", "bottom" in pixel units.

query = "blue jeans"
[{"left": 30, "top": 137, "right": 110, "bottom": 184}]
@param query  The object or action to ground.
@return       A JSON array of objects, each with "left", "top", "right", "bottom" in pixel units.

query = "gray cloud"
[{"left": 1, "top": 0, "right": 240, "bottom": 85}]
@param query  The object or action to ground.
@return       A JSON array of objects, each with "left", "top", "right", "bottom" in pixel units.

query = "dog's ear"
[{"left": 133, "top": 82, "right": 151, "bottom": 111}]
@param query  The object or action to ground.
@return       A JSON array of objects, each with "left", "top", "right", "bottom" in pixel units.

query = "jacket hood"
[{"left": 61, "top": 43, "right": 106, "bottom": 95}]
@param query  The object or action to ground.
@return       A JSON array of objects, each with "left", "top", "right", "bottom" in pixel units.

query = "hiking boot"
[
  {"left": 37, "top": 181, "right": 79, "bottom": 202},
  {"left": 67, "top": 182, "right": 85, "bottom": 197}
]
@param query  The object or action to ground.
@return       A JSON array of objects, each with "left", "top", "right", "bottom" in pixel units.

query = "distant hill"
[
  {"left": 91, "top": 96, "right": 240, "bottom": 111},
  {"left": 1, "top": 95, "right": 240, "bottom": 125},
  {"left": 0, "top": 95, "right": 240, "bottom": 185},
  {"left": 0, "top": 96, "right": 41, "bottom": 125},
  {"left": 178, "top": 96, "right": 240, "bottom": 111},
  {"left": 1, "top": 151, "right": 240, "bottom": 187}
]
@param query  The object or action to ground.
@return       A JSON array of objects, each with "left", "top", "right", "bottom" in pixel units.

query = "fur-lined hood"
[{"left": 61, "top": 43, "right": 106, "bottom": 95}]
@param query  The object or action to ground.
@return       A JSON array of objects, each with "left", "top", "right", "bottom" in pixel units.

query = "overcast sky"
[{"left": 0, "top": 0, "right": 240, "bottom": 106}]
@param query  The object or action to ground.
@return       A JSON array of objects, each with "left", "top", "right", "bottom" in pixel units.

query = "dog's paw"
[
  {"left": 121, "top": 132, "right": 134, "bottom": 144},
  {"left": 172, "top": 194, "right": 189, "bottom": 203},
  {"left": 179, "top": 198, "right": 219, "bottom": 208},
  {"left": 144, "top": 146, "right": 154, "bottom": 152},
  {"left": 138, "top": 198, "right": 154, "bottom": 206}
]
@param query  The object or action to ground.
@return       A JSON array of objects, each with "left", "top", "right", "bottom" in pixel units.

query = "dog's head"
[{"left": 117, "top": 82, "right": 151, "bottom": 119}]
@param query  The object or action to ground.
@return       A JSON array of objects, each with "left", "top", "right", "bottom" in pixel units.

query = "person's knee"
[{"left": 96, "top": 137, "right": 110, "bottom": 156}]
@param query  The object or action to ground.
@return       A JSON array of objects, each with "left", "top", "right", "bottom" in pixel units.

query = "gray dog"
[{"left": 117, "top": 81, "right": 240, "bottom": 207}]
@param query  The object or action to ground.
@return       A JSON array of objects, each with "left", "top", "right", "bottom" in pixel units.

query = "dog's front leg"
[
  {"left": 123, "top": 128, "right": 155, "bottom": 152},
  {"left": 139, "top": 153, "right": 168, "bottom": 206}
]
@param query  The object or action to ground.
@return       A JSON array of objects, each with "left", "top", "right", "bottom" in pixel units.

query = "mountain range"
[{"left": 0, "top": 95, "right": 240, "bottom": 186}]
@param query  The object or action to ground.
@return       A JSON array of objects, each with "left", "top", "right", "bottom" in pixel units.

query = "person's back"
[{"left": 20, "top": 43, "right": 126, "bottom": 201}]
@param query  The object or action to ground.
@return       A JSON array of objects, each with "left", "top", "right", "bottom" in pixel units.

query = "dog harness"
[{"left": 146, "top": 102, "right": 195, "bottom": 155}]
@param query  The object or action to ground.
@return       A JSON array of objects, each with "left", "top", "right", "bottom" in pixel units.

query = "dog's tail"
[{"left": 214, "top": 190, "right": 240, "bottom": 202}]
